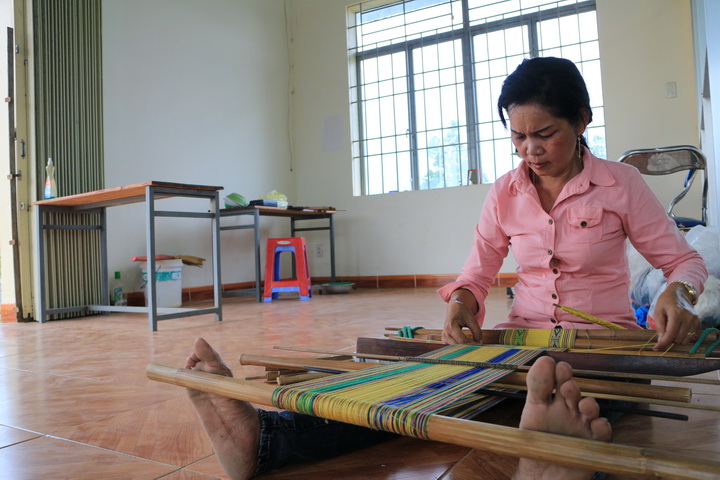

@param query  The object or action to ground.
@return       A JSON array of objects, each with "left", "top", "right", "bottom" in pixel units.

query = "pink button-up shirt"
[{"left": 438, "top": 150, "right": 708, "bottom": 330}]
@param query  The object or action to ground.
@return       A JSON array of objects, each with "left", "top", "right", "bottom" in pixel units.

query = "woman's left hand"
[{"left": 652, "top": 282, "right": 701, "bottom": 351}]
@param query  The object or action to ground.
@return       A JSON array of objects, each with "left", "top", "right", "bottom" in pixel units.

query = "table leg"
[
  {"left": 329, "top": 215, "right": 336, "bottom": 282},
  {"left": 211, "top": 192, "right": 223, "bottom": 320},
  {"left": 254, "top": 209, "right": 262, "bottom": 302},
  {"left": 146, "top": 187, "right": 158, "bottom": 331},
  {"left": 36, "top": 206, "right": 47, "bottom": 323},
  {"left": 100, "top": 207, "right": 109, "bottom": 307}
]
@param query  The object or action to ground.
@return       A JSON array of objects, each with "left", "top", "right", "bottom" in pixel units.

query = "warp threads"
[{"left": 272, "top": 344, "right": 542, "bottom": 439}]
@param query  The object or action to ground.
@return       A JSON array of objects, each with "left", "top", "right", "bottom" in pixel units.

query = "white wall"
[
  {"left": 290, "top": 0, "right": 704, "bottom": 278},
  {"left": 103, "top": 0, "right": 294, "bottom": 289},
  {"left": 598, "top": 0, "right": 703, "bottom": 221},
  {"left": 100, "top": 0, "right": 710, "bottom": 289},
  {"left": 288, "top": 0, "right": 490, "bottom": 278}
]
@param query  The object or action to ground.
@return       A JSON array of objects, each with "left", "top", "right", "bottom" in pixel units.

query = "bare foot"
[
  {"left": 186, "top": 338, "right": 261, "bottom": 480},
  {"left": 513, "top": 356, "right": 612, "bottom": 480}
]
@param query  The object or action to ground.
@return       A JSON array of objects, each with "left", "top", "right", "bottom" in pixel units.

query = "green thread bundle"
[{"left": 398, "top": 326, "right": 424, "bottom": 338}]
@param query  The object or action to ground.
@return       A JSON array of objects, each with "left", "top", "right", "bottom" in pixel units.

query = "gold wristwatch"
[{"left": 672, "top": 280, "right": 699, "bottom": 305}]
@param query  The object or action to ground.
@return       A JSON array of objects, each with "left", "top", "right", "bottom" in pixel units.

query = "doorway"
[{"left": 1, "top": 0, "right": 34, "bottom": 322}]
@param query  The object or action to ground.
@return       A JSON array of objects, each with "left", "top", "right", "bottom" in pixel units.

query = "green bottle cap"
[{"left": 114, "top": 271, "right": 121, "bottom": 279}]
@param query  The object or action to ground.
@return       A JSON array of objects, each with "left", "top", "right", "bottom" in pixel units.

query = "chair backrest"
[{"left": 618, "top": 145, "right": 708, "bottom": 227}]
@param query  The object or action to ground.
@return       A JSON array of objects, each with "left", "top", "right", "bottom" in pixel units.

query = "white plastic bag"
[
  {"left": 260, "top": 190, "right": 288, "bottom": 208},
  {"left": 629, "top": 225, "right": 720, "bottom": 306},
  {"left": 684, "top": 226, "right": 720, "bottom": 278}
]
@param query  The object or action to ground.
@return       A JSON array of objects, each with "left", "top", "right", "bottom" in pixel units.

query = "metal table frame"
[
  {"left": 219, "top": 206, "right": 336, "bottom": 302},
  {"left": 35, "top": 181, "right": 223, "bottom": 331}
]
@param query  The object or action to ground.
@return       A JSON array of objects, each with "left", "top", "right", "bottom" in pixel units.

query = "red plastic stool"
[{"left": 263, "top": 238, "right": 312, "bottom": 302}]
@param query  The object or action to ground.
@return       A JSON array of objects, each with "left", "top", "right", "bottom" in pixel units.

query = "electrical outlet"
[{"left": 315, "top": 244, "right": 324, "bottom": 258}]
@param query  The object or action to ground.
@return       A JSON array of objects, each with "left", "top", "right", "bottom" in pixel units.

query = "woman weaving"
[
  {"left": 439, "top": 57, "right": 707, "bottom": 350},
  {"left": 185, "top": 57, "right": 708, "bottom": 480}
]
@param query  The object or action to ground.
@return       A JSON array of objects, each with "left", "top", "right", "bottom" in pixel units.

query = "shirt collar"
[{"left": 508, "top": 147, "right": 616, "bottom": 196}]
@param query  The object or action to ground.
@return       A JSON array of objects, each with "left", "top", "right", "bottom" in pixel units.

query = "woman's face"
[{"left": 508, "top": 103, "right": 587, "bottom": 182}]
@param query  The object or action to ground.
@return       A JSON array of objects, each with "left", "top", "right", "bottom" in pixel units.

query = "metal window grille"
[{"left": 348, "top": 0, "right": 604, "bottom": 195}]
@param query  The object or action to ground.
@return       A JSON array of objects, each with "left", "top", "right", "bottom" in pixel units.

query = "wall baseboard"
[
  {"left": 125, "top": 274, "right": 519, "bottom": 306},
  {"left": 0, "top": 273, "right": 520, "bottom": 320}
]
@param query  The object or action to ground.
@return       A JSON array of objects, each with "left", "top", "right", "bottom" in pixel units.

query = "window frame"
[{"left": 349, "top": 0, "right": 600, "bottom": 195}]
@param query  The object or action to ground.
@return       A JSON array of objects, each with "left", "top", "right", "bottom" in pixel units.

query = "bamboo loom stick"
[
  {"left": 553, "top": 303, "right": 627, "bottom": 329},
  {"left": 485, "top": 381, "right": 720, "bottom": 412},
  {"left": 145, "top": 363, "right": 720, "bottom": 480},
  {"left": 384, "top": 332, "right": 679, "bottom": 352},
  {"left": 239, "top": 354, "right": 371, "bottom": 372},
  {"left": 384, "top": 327, "right": 689, "bottom": 342},
  {"left": 561, "top": 348, "right": 703, "bottom": 357},
  {"left": 470, "top": 389, "right": 689, "bottom": 421},
  {"left": 384, "top": 329, "right": 718, "bottom": 356},
  {"left": 550, "top": 390, "right": 720, "bottom": 413},
  {"left": 276, "top": 371, "right": 332, "bottom": 385},
  {"left": 383, "top": 335, "right": 447, "bottom": 344},
  {"left": 273, "top": 345, "right": 720, "bottom": 387},
  {"left": 243, "top": 353, "right": 692, "bottom": 404}
]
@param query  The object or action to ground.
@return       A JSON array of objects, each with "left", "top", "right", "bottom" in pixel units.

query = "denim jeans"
[{"left": 254, "top": 410, "right": 396, "bottom": 475}]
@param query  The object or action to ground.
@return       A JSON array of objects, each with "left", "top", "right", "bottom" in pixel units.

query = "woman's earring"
[{"left": 577, "top": 135, "right": 582, "bottom": 160}]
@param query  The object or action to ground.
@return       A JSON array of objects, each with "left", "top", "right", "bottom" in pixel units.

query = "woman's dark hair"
[{"left": 497, "top": 57, "right": 593, "bottom": 131}]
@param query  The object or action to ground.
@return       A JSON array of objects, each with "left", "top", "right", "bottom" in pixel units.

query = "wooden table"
[
  {"left": 219, "top": 205, "right": 337, "bottom": 301},
  {"left": 34, "top": 181, "right": 223, "bottom": 331}
]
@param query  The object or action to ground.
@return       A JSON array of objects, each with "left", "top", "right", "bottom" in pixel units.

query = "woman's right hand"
[{"left": 442, "top": 290, "right": 482, "bottom": 344}]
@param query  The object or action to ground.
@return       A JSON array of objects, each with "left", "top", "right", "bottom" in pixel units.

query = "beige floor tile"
[
  {"left": 0, "top": 425, "right": 42, "bottom": 448},
  {"left": 0, "top": 369, "right": 178, "bottom": 433},
  {"left": 52, "top": 396, "right": 213, "bottom": 467},
  {"left": 0, "top": 435, "right": 175, "bottom": 479}
]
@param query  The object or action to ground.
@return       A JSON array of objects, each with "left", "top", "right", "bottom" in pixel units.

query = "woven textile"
[
  {"left": 272, "top": 344, "right": 542, "bottom": 439},
  {"left": 498, "top": 328, "right": 576, "bottom": 348}
]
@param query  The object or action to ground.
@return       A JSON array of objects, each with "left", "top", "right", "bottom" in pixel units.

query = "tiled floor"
[
  {"left": 0, "top": 287, "right": 498, "bottom": 479},
  {"left": 0, "top": 286, "right": 717, "bottom": 479}
]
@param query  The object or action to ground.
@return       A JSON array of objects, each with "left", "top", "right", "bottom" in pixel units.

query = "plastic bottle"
[
  {"left": 111, "top": 271, "right": 127, "bottom": 306},
  {"left": 43, "top": 158, "right": 57, "bottom": 199}
]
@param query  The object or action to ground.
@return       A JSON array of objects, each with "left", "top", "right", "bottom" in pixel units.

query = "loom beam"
[
  {"left": 359, "top": 337, "right": 720, "bottom": 376},
  {"left": 385, "top": 328, "right": 720, "bottom": 358},
  {"left": 146, "top": 363, "right": 720, "bottom": 480}
]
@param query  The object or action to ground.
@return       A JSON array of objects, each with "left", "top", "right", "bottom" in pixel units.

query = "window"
[{"left": 348, "top": 0, "right": 605, "bottom": 195}]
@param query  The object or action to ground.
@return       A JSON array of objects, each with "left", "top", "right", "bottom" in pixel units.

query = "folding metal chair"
[{"left": 618, "top": 145, "right": 708, "bottom": 230}]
